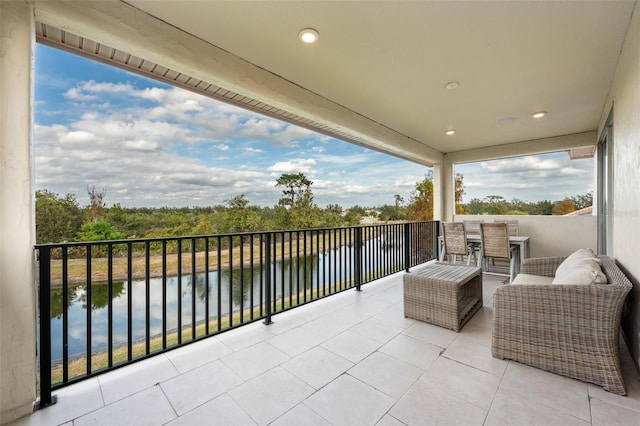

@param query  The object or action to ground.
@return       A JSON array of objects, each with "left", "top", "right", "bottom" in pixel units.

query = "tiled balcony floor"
[{"left": 11, "top": 268, "right": 640, "bottom": 426}]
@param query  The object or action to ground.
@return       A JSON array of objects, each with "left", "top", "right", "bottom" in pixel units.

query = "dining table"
[{"left": 438, "top": 234, "right": 531, "bottom": 271}]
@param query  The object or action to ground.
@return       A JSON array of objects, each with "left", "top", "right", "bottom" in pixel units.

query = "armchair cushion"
[
  {"left": 552, "top": 248, "right": 607, "bottom": 285},
  {"left": 511, "top": 273, "right": 553, "bottom": 285}
]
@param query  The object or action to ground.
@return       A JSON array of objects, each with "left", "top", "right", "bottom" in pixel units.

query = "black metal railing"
[{"left": 34, "top": 221, "right": 439, "bottom": 407}]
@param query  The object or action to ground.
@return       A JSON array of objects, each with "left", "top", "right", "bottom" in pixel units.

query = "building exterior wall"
[
  {"left": 600, "top": 4, "right": 640, "bottom": 371},
  {"left": 0, "top": 1, "right": 37, "bottom": 423},
  {"left": 454, "top": 215, "right": 597, "bottom": 259}
]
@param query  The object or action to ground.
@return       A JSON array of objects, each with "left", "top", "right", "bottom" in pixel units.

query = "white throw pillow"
[
  {"left": 554, "top": 248, "right": 599, "bottom": 277},
  {"left": 553, "top": 249, "right": 607, "bottom": 285}
]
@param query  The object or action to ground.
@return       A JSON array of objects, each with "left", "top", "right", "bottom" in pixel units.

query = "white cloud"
[
  {"left": 38, "top": 67, "right": 594, "bottom": 208},
  {"left": 64, "top": 87, "right": 97, "bottom": 101},
  {"left": 268, "top": 158, "right": 317, "bottom": 174}
]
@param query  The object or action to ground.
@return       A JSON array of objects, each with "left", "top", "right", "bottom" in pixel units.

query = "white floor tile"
[
  {"left": 221, "top": 341, "right": 290, "bottom": 380},
  {"left": 443, "top": 336, "right": 507, "bottom": 376},
  {"left": 216, "top": 323, "right": 275, "bottom": 352},
  {"left": 321, "top": 330, "right": 381, "bottom": 363},
  {"left": 390, "top": 380, "right": 486, "bottom": 426},
  {"left": 261, "top": 312, "right": 308, "bottom": 335},
  {"left": 301, "top": 311, "right": 359, "bottom": 339},
  {"left": 587, "top": 369, "right": 640, "bottom": 414},
  {"left": 228, "top": 367, "right": 314, "bottom": 425},
  {"left": 282, "top": 346, "right": 353, "bottom": 389},
  {"left": 74, "top": 386, "right": 176, "bottom": 426},
  {"left": 161, "top": 359, "right": 243, "bottom": 415},
  {"left": 7, "top": 379, "right": 103, "bottom": 426},
  {"left": 420, "top": 356, "right": 501, "bottom": 410},
  {"left": 378, "top": 334, "right": 442, "bottom": 370},
  {"left": 371, "top": 306, "right": 417, "bottom": 330},
  {"left": 304, "top": 375, "right": 394, "bottom": 426},
  {"left": 165, "top": 394, "right": 256, "bottom": 426},
  {"left": 590, "top": 397, "right": 640, "bottom": 426},
  {"left": 401, "top": 320, "right": 457, "bottom": 348},
  {"left": 368, "top": 285, "right": 404, "bottom": 305},
  {"left": 350, "top": 317, "right": 405, "bottom": 343},
  {"left": 499, "top": 361, "right": 591, "bottom": 421},
  {"left": 165, "top": 336, "right": 233, "bottom": 373},
  {"left": 267, "top": 327, "right": 326, "bottom": 357},
  {"left": 98, "top": 355, "right": 179, "bottom": 404},
  {"left": 348, "top": 352, "right": 423, "bottom": 399},
  {"left": 485, "top": 387, "right": 589, "bottom": 426},
  {"left": 375, "top": 414, "right": 406, "bottom": 426},
  {"left": 270, "top": 404, "right": 331, "bottom": 426}
]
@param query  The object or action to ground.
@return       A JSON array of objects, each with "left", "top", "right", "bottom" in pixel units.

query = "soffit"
[{"left": 122, "top": 0, "right": 634, "bottom": 153}]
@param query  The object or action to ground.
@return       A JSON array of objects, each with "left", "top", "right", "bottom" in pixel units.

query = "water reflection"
[{"left": 49, "top": 235, "right": 402, "bottom": 361}]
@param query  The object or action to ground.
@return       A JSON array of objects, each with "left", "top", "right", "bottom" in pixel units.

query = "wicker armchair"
[{"left": 492, "top": 256, "right": 633, "bottom": 395}]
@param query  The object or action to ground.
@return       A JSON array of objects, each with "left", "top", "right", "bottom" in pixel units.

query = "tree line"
[{"left": 36, "top": 172, "right": 591, "bottom": 244}]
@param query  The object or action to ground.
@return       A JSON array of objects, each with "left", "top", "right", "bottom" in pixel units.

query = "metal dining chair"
[
  {"left": 479, "top": 222, "right": 520, "bottom": 282},
  {"left": 442, "top": 222, "right": 476, "bottom": 265}
]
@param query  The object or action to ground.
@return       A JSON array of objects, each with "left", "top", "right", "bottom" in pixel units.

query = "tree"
[
  {"left": 483, "top": 195, "right": 509, "bottom": 215},
  {"left": 379, "top": 204, "right": 405, "bottom": 221},
  {"left": 454, "top": 173, "right": 466, "bottom": 214},
  {"left": 274, "top": 173, "right": 319, "bottom": 229},
  {"left": 529, "top": 200, "right": 553, "bottom": 215},
  {"left": 569, "top": 192, "right": 593, "bottom": 210},
  {"left": 35, "top": 190, "right": 84, "bottom": 243},
  {"left": 406, "top": 173, "right": 434, "bottom": 221},
  {"left": 76, "top": 220, "right": 124, "bottom": 241},
  {"left": 463, "top": 198, "right": 485, "bottom": 215},
  {"left": 87, "top": 185, "right": 107, "bottom": 222},
  {"left": 552, "top": 199, "right": 576, "bottom": 215},
  {"left": 276, "top": 173, "right": 313, "bottom": 208},
  {"left": 221, "top": 195, "right": 260, "bottom": 233},
  {"left": 394, "top": 194, "right": 404, "bottom": 218}
]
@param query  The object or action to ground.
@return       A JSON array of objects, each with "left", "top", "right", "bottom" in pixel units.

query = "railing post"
[
  {"left": 354, "top": 226, "right": 362, "bottom": 291},
  {"left": 404, "top": 222, "right": 411, "bottom": 272},
  {"left": 35, "top": 246, "right": 57, "bottom": 409},
  {"left": 263, "top": 233, "right": 272, "bottom": 325}
]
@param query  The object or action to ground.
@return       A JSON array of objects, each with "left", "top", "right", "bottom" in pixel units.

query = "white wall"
[
  {"left": 600, "top": 4, "right": 640, "bottom": 371},
  {"left": 454, "top": 215, "right": 597, "bottom": 258},
  {"left": 0, "top": 1, "right": 37, "bottom": 423}
]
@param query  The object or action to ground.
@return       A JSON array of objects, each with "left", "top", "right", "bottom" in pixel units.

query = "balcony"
[
  {"left": 3, "top": 2, "right": 640, "bottom": 424},
  {"left": 19, "top": 219, "right": 639, "bottom": 425},
  {"left": 12, "top": 270, "right": 640, "bottom": 425}
]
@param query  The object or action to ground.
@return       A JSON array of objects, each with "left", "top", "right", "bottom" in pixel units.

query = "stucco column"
[
  {"left": 433, "top": 156, "right": 455, "bottom": 222},
  {"left": 0, "top": 1, "right": 37, "bottom": 423}
]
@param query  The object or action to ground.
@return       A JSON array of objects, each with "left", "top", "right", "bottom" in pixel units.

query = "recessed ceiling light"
[
  {"left": 298, "top": 28, "right": 319, "bottom": 43},
  {"left": 444, "top": 81, "right": 460, "bottom": 90},
  {"left": 531, "top": 111, "right": 547, "bottom": 118},
  {"left": 445, "top": 129, "right": 456, "bottom": 136}
]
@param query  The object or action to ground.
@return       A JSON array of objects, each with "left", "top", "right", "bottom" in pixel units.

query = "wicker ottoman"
[{"left": 403, "top": 263, "right": 483, "bottom": 332}]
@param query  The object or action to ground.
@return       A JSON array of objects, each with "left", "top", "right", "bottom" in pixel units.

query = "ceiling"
[{"left": 121, "top": 0, "right": 635, "bottom": 156}]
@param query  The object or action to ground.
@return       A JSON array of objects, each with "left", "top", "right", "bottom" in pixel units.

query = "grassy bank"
[{"left": 44, "top": 231, "right": 381, "bottom": 286}]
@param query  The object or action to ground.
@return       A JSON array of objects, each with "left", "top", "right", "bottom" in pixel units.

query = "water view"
[{"left": 49, "top": 236, "right": 402, "bottom": 361}]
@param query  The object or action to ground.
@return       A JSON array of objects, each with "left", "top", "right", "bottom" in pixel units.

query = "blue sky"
[{"left": 34, "top": 44, "right": 594, "bottom": 209}]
